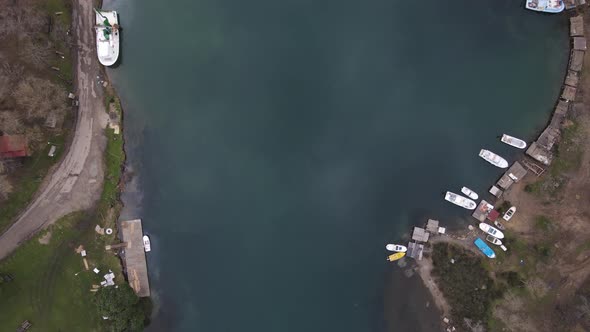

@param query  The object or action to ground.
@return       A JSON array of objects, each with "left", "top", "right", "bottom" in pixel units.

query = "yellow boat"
[{"left": 386, "top": 252, "right": 405, "bottom": 262}]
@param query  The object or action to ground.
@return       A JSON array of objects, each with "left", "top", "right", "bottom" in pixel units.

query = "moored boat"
[
  {"left": 445, "top": 191, "right": 477, "bottom": 210},
  {"left": 493, "top": 220, "right": 505, "bottom": 231},
  {"left": 525, "top": 0, "right": 565, "bottom": 13},
  {"left": 143, "top": 235, "right": 151, "bottom": 252},
  {"left": 486, "top": 235, "right": 503, "bottom": 246},
  {"left": 474, "top": 238, "right": 496, "bottom": 259},
  {"left": 386, "top": 252, "right": 405, "bottom": 262},
  {"left": 479, "top": 149, "right": 509, "bottom": 168},
  {"left": 461, "top": 186, "right": 478, "bottom": 200},
  {"left": 386, "top": 244, "right": 408, "bottom": 252},
  {"left": 501, "top": 134, "right": 527, "bottom": 149},
  {"left": 479, "top": 222, "right": 504, "bottom": 239},
  {"left": 95, "top": 9, "right": 120, "bottom": 66}
]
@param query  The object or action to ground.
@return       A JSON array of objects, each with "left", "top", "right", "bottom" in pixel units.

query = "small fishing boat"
[
  {"left": 143, "top": 235, "right": 151, "bottom": 252},
  {"left": 479, "top": 222, "right": 505, "bottom": 239},
  {"left": 525, "top": 0, "right": 565, "bottom": 13},
  {"left": 501, "top": 134, "right": 527, "bottom": 149},
  {"left": 386, "top": 252, "right": 405, "bottom": 262},
  {"left": 445, "top": 191, "right": 477, "bottom": 210},
  {"left": 95, "top": 9, "right": 120, "bottom": 66},
  {"left": 461, "top": 187, "right": 479, "bottom": 200},
  {"left": 486, "top": 235, "right": 503, "bottom": 246},
  {"left": 503, "top": 206, "right": 516, "bottom": 221},
  {"left": 479, "top": 149, "right": 509, "bottom": 168},
  {"left": 386, "top": 244, "right": 408, "bottom": 253},
  {"left": 474, "top": 238, "right": 496, "bottom": 259},
  {"left": 493, "top": 220, "right": 506, "bottom": 231}
]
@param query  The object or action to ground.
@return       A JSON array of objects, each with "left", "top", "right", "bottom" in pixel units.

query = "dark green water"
[{"left": 106, "top": 0, "right": 568, "bottom": 330}]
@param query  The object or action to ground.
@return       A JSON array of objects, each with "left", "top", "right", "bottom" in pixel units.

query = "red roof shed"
[
  {"left": 0, "top": 135, "right": 28, "bottom": 158},
  {"left": 487, "top": 210, "right": 500, "bottom": 222}
]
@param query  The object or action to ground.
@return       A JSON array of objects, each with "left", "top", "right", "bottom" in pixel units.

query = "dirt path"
[{"left": 0, "top": 0, "right": 108, "bottom": 259}]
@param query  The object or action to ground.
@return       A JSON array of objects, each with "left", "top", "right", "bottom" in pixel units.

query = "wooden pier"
[{"left": 120, "top": 219, "right": 150, "bottom": 297}]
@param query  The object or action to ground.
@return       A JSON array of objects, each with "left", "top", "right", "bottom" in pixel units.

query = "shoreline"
[{"left": 415, "top": 12, "right": 590, "bottom": 330}]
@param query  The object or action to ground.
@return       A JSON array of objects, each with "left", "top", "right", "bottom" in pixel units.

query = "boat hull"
[
  {"left": 142, "top": 235, "right": 151, "bottom": 252},
  {"left": 474, "top": 238, "right": 496, "bottom": 258},
  {"left": 95, "top": 10, "right": 120, "bottom": 67},
  {"left": 479, "top": 149, "right": 509, "bottom": 168},
  {"left": 503, "top": 207, "right": 516, "bottom": 221},
  {"left": 387, "top": 252, "right": 406, "bottom": 262},
  {"left": 501, "top": 134, "right": 527, "bottom": 149},
  {"left": 386, "top": 244, "right": 408, "bottom": 252},
  {"left": 525, "top": 0, "right": 565, "bottom": 13},
  {"left": 486, "top": 235, "right": 503, "bottom": 246},
  {"left": 479, "top": 223, "right": 504, "bottom": 239},
  {"left": 445, "top": 191, "right": 477, "bottom": 210},
  {"left": 461, "top": 186, "right": 479, "bottom": 200}
]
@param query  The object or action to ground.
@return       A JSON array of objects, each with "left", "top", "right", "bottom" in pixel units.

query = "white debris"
[
  {"left": 80, "top": 250, "right": 86, "bottom": 257},
  {"left": 93, "top": 268, "right": 100, "bottom": 274}
]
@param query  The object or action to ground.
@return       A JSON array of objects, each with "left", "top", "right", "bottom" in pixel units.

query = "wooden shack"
[
  {"left": 472, "top": 200, "right": 494, "bottom": 222},
  {"left": 570, "top": 50, "right": 584, "bottom": 72},
  {"left": 412, "top": 227, "right": 429, "bottom": 243},
  {"left": 0, "top": 135, "right": 28, "bottom": 159},
  {"left": 526, "top": 142, "right": 552, "bottom": 166},
  {"left": 565, "top": 70, "right": 580, "bottom": 88},
  {"left": 573, "top": 37, "right": 587, "bottom": 51},
  {"left": 407, "top": 242, "right": 424, "bottom": 260},
  {"left": 426, "top": 219, "right": 439, "bottom": 234},
  {"left": 562, "top": 85, "right": 577, "bottom": 101}
]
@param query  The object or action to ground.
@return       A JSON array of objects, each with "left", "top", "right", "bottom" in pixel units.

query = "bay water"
[{"left": 105, "top": 0, "right": 568, "bottom": 330}]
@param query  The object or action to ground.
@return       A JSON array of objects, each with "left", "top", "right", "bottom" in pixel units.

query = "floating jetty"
[
  {"left": 120, "top": 219, "right": 150, "bottom": 297},
  {"left": 526, "top": 16, "right": 585, "bottom": 166}
]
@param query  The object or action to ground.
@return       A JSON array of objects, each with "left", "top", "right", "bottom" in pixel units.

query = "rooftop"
[
  {"left": 570, "top": 16, "right": 584, "bottom": 37},
  {"left": 0, "top": 135, "right": 28, "bottom": 158},
  {"left": 412, "top": 227, "right": 429, "bottom": 242}
]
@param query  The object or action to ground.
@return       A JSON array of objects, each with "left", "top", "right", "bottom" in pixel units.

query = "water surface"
[{"left": 106, "top": 0, "right": 568, "bottom": 330}]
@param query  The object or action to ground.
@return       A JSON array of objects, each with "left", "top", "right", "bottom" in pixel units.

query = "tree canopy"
[{"left": 94, "top": 284, "right": 146, "bottom": 332}]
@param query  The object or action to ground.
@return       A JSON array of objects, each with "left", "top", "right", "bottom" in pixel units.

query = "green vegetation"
[
  {"left": 496, "top": 201, "right": 512, "bottom": 214},
  {"left": 551, "top": 121, "right": 582, "bottom": 177},
  {"left": 431, "top": 243, "right": 504, "bottom": 329},
  {"left": 534, "top": 215, "right": 553, "bottom": 232},
  {"left": 95, "top": 284, "right": 150, "bottom": 332},
  {"left": 43, "top": 0, "right": 74, "bottom": 86}
]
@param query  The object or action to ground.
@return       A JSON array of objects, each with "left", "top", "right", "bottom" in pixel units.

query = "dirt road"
[{"left": 0, "top": 0, "right": 109, "bottom": 259}]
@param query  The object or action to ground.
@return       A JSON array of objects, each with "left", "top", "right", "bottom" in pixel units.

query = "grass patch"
[
  {"left": 0, "top": 212, "right": 121, "bottom": 331},
  {"left": 534, "top": 216, "right": 553, "bottom": 232}
]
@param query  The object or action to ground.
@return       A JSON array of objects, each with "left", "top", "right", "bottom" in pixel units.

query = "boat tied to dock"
[
  {"left": 501, "top": 134, "right": 527, "bottom": 149},
  {"left": 461, "top": 186, "right": 478, "bottom": 200},
  {"left": 94, "top": 9, "right": 120, "bottom": 67},
  {"left": 525, "top": 0, "right": 565, "bottom": 13},
  {"left": 445, "top": 191, "right": 477, "bottom": 210},
  {"left": 479, "top": 149, "right": 509, "bottom": 168},
  {"left": 143, "top": 235, "right": 151, "bottom": 252},
  {"left": 386, "top": 252, "right": 406, "bottom": 262},
  {"left": 386, "top": 244, "right": 408, "bottom": 252}
]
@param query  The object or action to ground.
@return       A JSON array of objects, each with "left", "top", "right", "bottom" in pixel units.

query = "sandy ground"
[{"left": 0, "top": 0, "right": 108, "bottom": 259}]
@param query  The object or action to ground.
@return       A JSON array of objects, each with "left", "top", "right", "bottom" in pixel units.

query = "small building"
[
  {"left": 573, "top": 37, "right": 587, "bottom": 51},
  {"left": 536, "top": 126, "right": 560, "bottom": 151},
  {"left": 407, "top": 242, "right": 424, "bottom": 260},
  {"left": 569, "top": 50, "right": 584, "bottom": 72},
  {"left": 506, "top": 162, "right": 527, "bottom": 182},
  {"left": 472, "top": 200, "right": 494, "bottom": 222},
  {"left": 496, "top": 174, "right": 514, "bottom": 190},
  {"left": 489, "top": 185, "right": 503, "bottom": 198},
  {"left": 0, "top": 135, "right": 28, "bottom": 159},
  {"left": 487, "top": 210, "right": 500, "bottom": 222},
  {"left": 412, "top": 227, "right": 429, "bottom": 243},
  {"left": 426, "top": 219, "right": 439, "bottom": 234},
  {"left": 561, "top": 85, "right": 577, "bottom": 101}
]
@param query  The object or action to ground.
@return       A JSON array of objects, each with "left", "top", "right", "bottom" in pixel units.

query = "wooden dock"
[
  {"left": 472, "top": 200, "right": 494, "bottom": 222},
  {"left": 120, "top": 219, "right": 150, "bottom": 297}
]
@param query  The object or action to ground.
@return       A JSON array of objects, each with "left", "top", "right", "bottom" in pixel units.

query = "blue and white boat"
[
  {"left": 525, "top": 0, "right": 565, "bottom": 13},
  {"left": 474, "top": 238, "right": 496, "bottom": 259}
]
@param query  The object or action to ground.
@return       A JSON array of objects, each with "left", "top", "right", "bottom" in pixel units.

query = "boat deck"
[{"left": 120, "top": 219, "right": 150, "bottom": 297}]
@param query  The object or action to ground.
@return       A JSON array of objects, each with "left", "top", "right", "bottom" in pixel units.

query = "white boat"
[
  {"left": 461, "top": 187, "right": 478, "bottom": 200},
  {"left": 479, "top": 223, "right": 504, "bottom": 239},
  {"left": 143, "top": 235, "right": 151, "bottom": 252},
  {"left": 503, "top": 206, "right": 516, "bottom": 221},
  {"left": 386, "top": 244, "right": 407, "bottom": 253},
  {"left": 525, "top": 0, "right": 565, "bottom": 13},
  {"left": 501, "top": 134, "right": 527, "bottom": 149},
  {"left": 479, "top": 149, "right": 509, "bottom": 168},
  {"left": 486, "top": 235, "right": 503, "bottom": 246},
  {"left": 95, "top": 9, "right": 120, "bottom": 66},
  {"left": 445, "top": 191, "right": 477, "bottom": 210}
]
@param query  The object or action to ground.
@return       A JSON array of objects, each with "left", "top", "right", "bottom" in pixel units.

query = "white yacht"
[
  {"left": 479, "top": 149, "right": 509, "bottom": 168},
  {"left": 461, "top": 187, "right": 478, "bottom": 200},
  {"left": 501, "top": 134, "right": 527, "bottom": 149},
  {"left": 95, "top": 9, "right": 120, "bottom": 66},
  {"left": 445, "top": 191, "right": 477, "bottom": 210},
  {"left": 386, "top": 244, "right": 407, "bottom": 253},
  {"left": 479, "top": 223, "right": 504, "bottom": 239}
]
